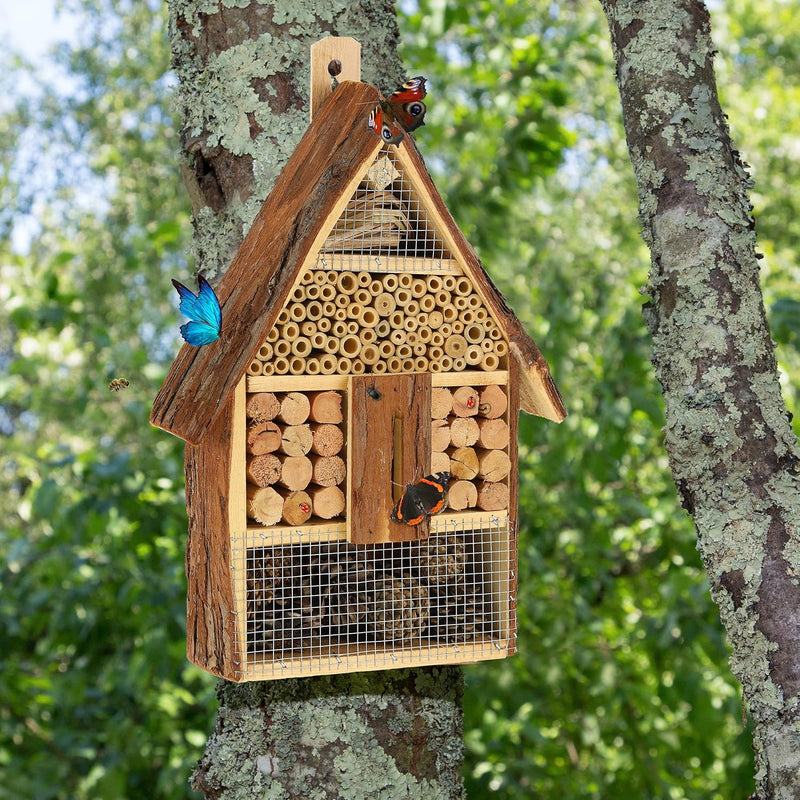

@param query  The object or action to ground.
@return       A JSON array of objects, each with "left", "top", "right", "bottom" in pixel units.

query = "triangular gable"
[{"left": 151, "top": 80, "right": 564, "bottom": 446}]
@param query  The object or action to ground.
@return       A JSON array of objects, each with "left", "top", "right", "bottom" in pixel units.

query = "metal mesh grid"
[
  {"left": 234, "top": 515, "right": 515, "bottom": 679},
  {"left": 316, "top": 147, "right": 455, "bottom": 273}
]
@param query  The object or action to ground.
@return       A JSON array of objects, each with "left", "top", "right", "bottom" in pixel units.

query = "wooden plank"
[
  {"left": 184, "top": 396, "right": 240, "bottom": 679},
  {"left": 310, "top": 37, "right": 360, "bottom": 120},
  {"left": 150, "top": 81, "right": 382, "bottom": 445},
  {"left": 313, "top": 254, "right": 462, "bottom": 274},
  {"left": 347, "top": 373, "right": 431, "bottom": 544}
]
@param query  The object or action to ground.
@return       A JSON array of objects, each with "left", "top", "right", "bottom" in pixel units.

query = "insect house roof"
[{"left": 150, "top": 80, "right": 565, "bottom": 446}]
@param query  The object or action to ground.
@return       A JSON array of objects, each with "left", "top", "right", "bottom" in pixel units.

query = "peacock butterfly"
[{"left": 367, "top": 76, "right": 427, "bottom": 146}]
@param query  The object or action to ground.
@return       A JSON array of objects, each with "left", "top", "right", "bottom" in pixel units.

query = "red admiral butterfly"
[
  {"left": 367, "top": 77, "right": 427, "bottom": 146},
  {"left": 390, "top": 472, "right": 450, "bottom": 526}
]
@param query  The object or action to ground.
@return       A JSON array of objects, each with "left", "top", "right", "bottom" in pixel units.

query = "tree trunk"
[
  {"left": 166, "top": 2, "right": 465, "bottom": 797},
  {"left": 599, "top": 1, "right": 800, "bottom": 796}
]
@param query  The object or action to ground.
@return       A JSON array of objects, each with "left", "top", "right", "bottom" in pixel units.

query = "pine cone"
[
  {"left": 413, "top": 533, "right": 466, "bottom": 585},
  {"left": 427, "top": 579, "right": 489, "bottom": 643},
  {"left": 366, "top": 572, "right": 429, "bottom": 642}
]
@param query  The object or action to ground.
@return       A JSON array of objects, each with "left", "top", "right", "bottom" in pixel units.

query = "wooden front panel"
[{"left": 348, "top": 373, "right": 431, "bottom": 544}]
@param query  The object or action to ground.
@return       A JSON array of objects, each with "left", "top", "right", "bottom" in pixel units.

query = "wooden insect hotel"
[{"left": 151, "top": 39, "right": 565, "bottom": 681}]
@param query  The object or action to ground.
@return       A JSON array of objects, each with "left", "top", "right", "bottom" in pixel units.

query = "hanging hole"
[{"left": 328, "top": 59, "right": 342, "bottom": 77}]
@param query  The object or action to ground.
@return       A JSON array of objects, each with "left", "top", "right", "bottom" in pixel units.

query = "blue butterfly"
[{"left": 172, "top": 276, "right": 221, "bottom": 346}]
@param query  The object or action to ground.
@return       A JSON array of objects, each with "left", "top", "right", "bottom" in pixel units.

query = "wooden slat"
[
  {"left": 309, "top": 37, "right": 360, "bottom": 120},
  {"left": 347, "top": 373, "right": 432, "bottom": 544}
]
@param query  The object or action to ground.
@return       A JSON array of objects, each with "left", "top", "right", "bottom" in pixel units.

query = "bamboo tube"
[
  {"left": 442, "top": 275, "right": 457, "bottom": 291},
  {"left": 300, "top": 270, "right": 314, "bottom": 285},
  {"left": 480, "top": 353, "right": 500, "bottom": 371},
  {"left": 262, "top": 362, "right": 275, "bottom": 376},
  {"left": 375, "top": 319, "right": 391, "bottom": 338},
  {"left": 280, "top": 489, "right": 313, "bottom": 525},
  {"left": 273, "top": 357, "right": 290, "bottom": 374},
  {"left": 427, "top": 345, "right": 443, "bottom": 361},
  {"left": 278, "top": 392, "right": 311, "bottom": 425},
  {"left": 335, "top": 294, "right": 349, "bottom": 308},
  {"left": 274, "top": 339, "right": 291, "bottom": 358},
  {"left": 332, "top": 320, "right": 348, "bottom": 338},
  {"left": 282, "top": 321, "right": 300, "bottom": 341},
  {"left": 453, "top": 321, "right": 464, "bottom": 334},
  {"left": 426, "top": 275, "right": 443, "bottom": 293},
  {"left": 387, "top": 356, "right": 403, "bottom": 372},
  {"left": 360, "top": 344, "right": 381, "bottom": 365},
  {"left": 453, "top": 357, "right": 466, "bottom": 371},
  {"left": 390, "top": 329, "right": 407, "bottom": 345},
  {"left": 346, "top": 320, "right": 360, "bottom": 335},
  {"left": 334, "top": 307, "right": 347, "bottom": 320},
  {"left": 481, "top": 339, "right": 494, "bottom": 352},
  {"left": 417, "top": 312, "right": 428, "bottom": 326},
  {"left": 323, "top": 335, "right": 339, "bottom": 354},
  {"left": 300, "top": 321, "right": 316, "bottom": 336},
  {"left": 394, "top": 287, "right": 412, "bottom": 307},
  {"left": 374, "top": 292, "right": 396, "bottom": 316},
  {"left": 310, "top": 454, "right": 346, "bottom": 487},
  {"left": 278, "top": 456, "right": 313, "bottom": 490},
  {"left": 474, "top": 307, "right": 487, "bottom": 321},
  {"left": 306, "top": 358, "right": 320, "bottom": 375},
  {"left": 396, "top": 344, "right": 412, "bottom": 359},
  {"left": 430, "top": 333, "right": 445, "bottom": 349},
  {"left": 290, "top": 281, "right": 305, "bottom": 300},
  {"left": 450, "top": 417, "right": 480, "bottom": 448},
  {"left": 276, "top": 308, "right": 290, "bottom": 324},
  {"left": 318, "top": 314, "right": 332, "bottom": 332},
  {"left": 467, "top": 294, "right": 481, "bottom": 308},
  {"left": 405, "top": 300, "right": 420, "bottom": 318},
  {"left": 440, "top": 323, "right": 453, "bottom": 338},
  {"left": 397, "top": 273, "right": 413, "bottom": 288},
  {"left": 414, "top": 357, "right": 428, "bottom": 371},
  {"left": 288, "top": 357, "right": 306, "bottom": 375},
  {"left": 320, "top": 284, "right": 336, "bottom": 301},
  {"left": 369, "top": 279, "right": 383, "bottom": 296},
  {"left": 461, "top": 310, "right": 475, "bottom": 324},
  {"left": 351, "top": 360, "right": 366, "bottom": 375},
  {"left": 319, "top": 353, "right": 338, "bottom": 374},
  {"left": 382, "top": 273, "right": 398, "bottom": 291},
  {"left": 339, "top": 334, "right": 362, "bottom": 358},
  {"left": 427, "top": 310, "right": 444, "bottom": 329},
  {"left": 463, "top": 324, "right": 485, "bottom": 344},
  {"left": 494, "top": 339, "right": 508, "bottom": 356},
  {"left": 446, "top": 479, "right": 478, "bottom": 511},
  {"left": 266, "top": 326, "right": 279, "bottom": 342},
  {"left": 401, "top": 358, "right": 415, "bottom": 372},
  {"left": 305, "top": 283, "right": 320, "bottom": 300},
  {"left": 373, "top": 360, "right": 387, "bottom": 373},
  {"left": 431, "top": 450, "right": 450, "bottom": 473},
  {"left": 435, "top": 290, "right": 451, "bottom": 308},
  {"left": 337, "top": 271, "right": 359, "bottom": 295},
  {"left": 361, "top": 327, "right": 377, "bottom": 343},
  {"left": 354, "top": 288, "right": 371, "bottom": 306},
  {"left": 247, "top": 453, "right": 282, "bottom": 487},
  {"left": 442, "top": 304, "right": 458, "bottom": 323},
  {"left": 357, "top": 271, "right": 371, "bottom": 287},
  {"left": 450, "top": 446, "right": 479, "bottom": 480},
  {"left": 358, "top": 307, "right": 379, "bottom": 329},
  {"left": 311, "top": 423, "right": 344, "bottom": 456},
  {"left": 417, "top": 326, "right": 432, "bottom": 344},
  {"left": 379, "top": 340, "right": 395, "bottom": 358},
  {"left": 465, "top": 345, "right": 484, "bottom": 366},
  {"left": 246, "top": 392, "right": 280, "bottom": 421},
  {"left": 305, "top": 301, "right": 323, "bottom": 321},
  {"left": 308, "top": 391, "right": 343, "bottom": 423},
  {"left": 279, "top": 424, "right": 313, "bottom": 456},
  {"left": 403, "top": 317, "right": 419, "bottom": 334},
  {"left": 478, "top": 385, "right": 508, "bottom": 419},
  {"left": 454, "top": 277, "right": 473, "bottom": 296},
  {"left": 413, "top": 342, "right": 427, "bottom": 356},
  {"left": 336, "top": 356, "right": 353, "bottom": 373},
  {"left": 478, "top": 449, "right": 511, "bottom": 481},
  {"left": 439, "top": 355, "right": 453, "bottom": 372},
  {"left": 326, "top": 271, "right": 338, "bottom": 283},
  {"left": 312, "top": 270, "right": 328, "bottom": 285},
  {"left": 311, "top": 332, "right": 327, "bottom": 350},
  {"left": 444, "top": 334, "right": 468, "bottom": 359},
  {"left": 419, "top": 294, "right": 436, "bottom": 312},
  {"left": 247, "top": 359, "right": 263, "bottom": 376},
  {"left": 247, "top": 420, "right": 282, "bottom": 455},
  {"left": 454, "top": 295, "right": 469, "bottom": 310},
  {"left": 257, "top": 342, "right": 274, "bottom": 360},
  {"left": 307, "top": 485, "right": 345, "bottom": 519},
  {"left": 452, "top": 386, "right": 479, "bottom": 417},
  {"left": 488, "top": 327, "right": 502, "bottom": 341},
  {"left": 247, "top": 485, "right": 283, "bottom": 526},
  {"left": 292, "top": 337, "right": 312, "bottom": 357},
  {"left": 429, "top": 360, "right": 442, "bottom": 373},
  {"left": 476, "top": 481, "right": 509, "bottom": 511},
  {"left": 410, "top": 278, "right": 427, "bottom": 298}
]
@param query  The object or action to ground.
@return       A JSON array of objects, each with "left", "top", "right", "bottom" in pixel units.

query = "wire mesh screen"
[
  {"left": 234, "top": 515, "right": 515, "bottom": 679},
  {"left": 316, "top": 147, "right": 455, "bottom": 273}
]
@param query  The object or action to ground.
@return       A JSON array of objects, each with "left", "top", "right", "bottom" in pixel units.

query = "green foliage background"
[{"left": 1, "top": 1, "right": 797, "bottom": 797}]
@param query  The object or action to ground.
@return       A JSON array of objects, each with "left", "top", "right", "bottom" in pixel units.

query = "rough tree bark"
[
  {"left": 599, "top": 1, "right": 800, "bottom": 797},
  {"left": 166, "top": 1, "right": 465, "bottom": 797}
]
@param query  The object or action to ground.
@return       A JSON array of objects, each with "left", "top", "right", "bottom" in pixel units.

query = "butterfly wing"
[
  {"left": 368, "top": 103, "right": 406, "bottom": 145},
  {"left": 172, "top": 276, "right": 221, "bottom": 346},
  {"left": 387, "top": 76, "right": 427, "bottom": 132},
  {"left": 390, "top": 472, "right": 450, "bottom": 526}
]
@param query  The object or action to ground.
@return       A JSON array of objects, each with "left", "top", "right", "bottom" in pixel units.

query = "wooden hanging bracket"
[{"left": 310, "top": 37, "right": 361, "bottom": 120}]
